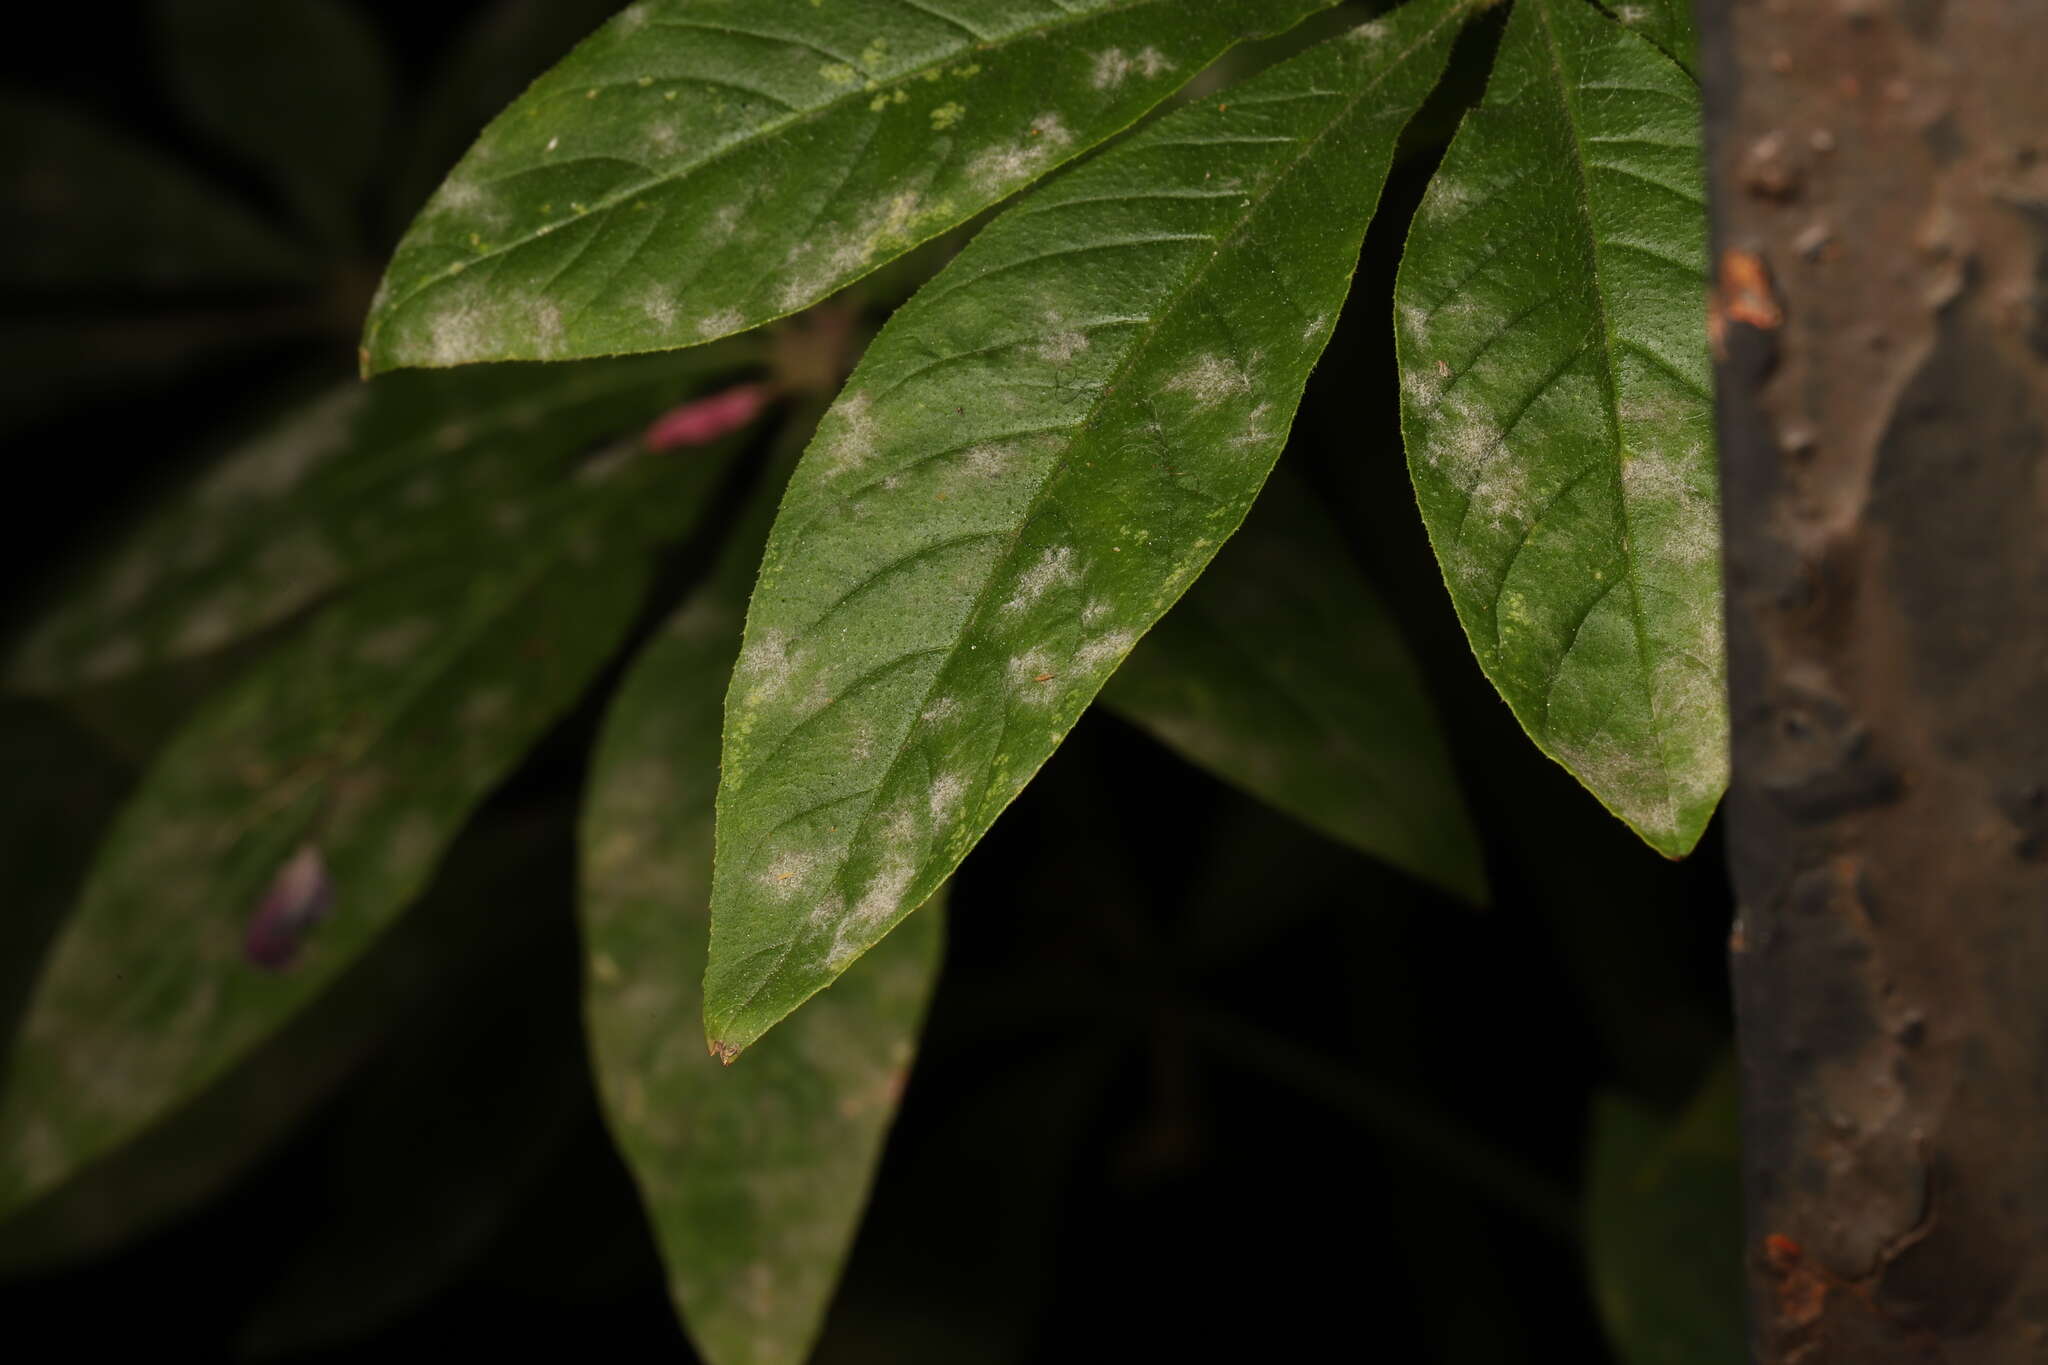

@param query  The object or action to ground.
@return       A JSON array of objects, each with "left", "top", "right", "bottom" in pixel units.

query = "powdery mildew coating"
[
  {"left": 706, "top": 0, "right": 1476, "bottom": 1051},
  {"left": 578, "top": 537, "right": 943, "bottom": 1365},
  {"left": 6, "top": 355, "right": 728, "bottom": 694},
  {"left": 364, "top": 0, "right": 1335, "bottom": 372},
  {"left": 1392, "top": 0, "right": 1722, "bottom": 852},
  {"left": 0, "top": 534, "right": 661, "bottom": 1216}
]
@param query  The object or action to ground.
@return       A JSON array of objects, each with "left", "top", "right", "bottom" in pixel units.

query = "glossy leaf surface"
[
  {"left": 0, "top": 462, "right": 732, "bottom": 1214},
  {"left": 584, "top": 426, "right": 942, "bottom": 1365},
  {"left": 361, "top": 0, "right": 1336, "bottom": 372},
  {"left": 7, "top": 346, "right": 755, "bottom": 693},
  {"left": 1101, "top": 471, "right": 1484, "bottom": 902},
  {"left": 706, "top": 0, "right": 1472, "bottom": 1051},
  {"left": 1395, "top": 0, "right": 1721, "bottom": 856}
]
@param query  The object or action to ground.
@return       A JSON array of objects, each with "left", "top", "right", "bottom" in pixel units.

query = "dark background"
[{"left": 0, "top": 4, "right": 1733, "bottom": 1360}]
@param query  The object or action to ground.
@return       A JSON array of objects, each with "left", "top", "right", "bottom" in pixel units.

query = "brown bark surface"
[{"left": 1697, "top": 1, "right": 2048, "bottom": 1359}]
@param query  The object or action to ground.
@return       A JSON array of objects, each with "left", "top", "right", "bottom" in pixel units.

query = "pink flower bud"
[
  {"left": 245, "top": 843, "right": 334, "bottom": 970},
  {"left": 642, "top": 383, "right": 770, "bottom": 451}
]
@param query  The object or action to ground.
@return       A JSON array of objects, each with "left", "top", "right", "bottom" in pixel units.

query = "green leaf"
[
  {"left": 152, "top": 0, "right": 395, "bottom": 245},
  {"left": 1601, "top": 0, "right": 1697, "bottom": 77},
  {"left": 0, "top": 813, "right": 560, "bottom": 1274},
  {"left": 583, "top": 413, "right": 943, "bottom": 1365},
  {"left": 1394, "top": 0, "right": 1721, "bottom": 857},
  {"left": 388, "top": 0, "right": 625, "bottom": 234},
  {"left": 0, "top": 465, "right": 732, "bottom": 1216},
  {"left": 1586, "top": 1058, "right": 1743, "bottom": 1365},
  {"left": 706, "top": 0, "right": 1473, "bottom": 1053},
  {"left": 360, "top": 0, "right": 1340, "bottom": 373},
  {"left": 0, "top": 92, "right": 315, "bottom": 297},
  {"left": 1100, "top": 470, "right": 1485, "bottom": 903},
  {"left": 6, "top": 346, "right": 757, "bottom": 693},
  {"left": 238, "top": 869, "right": 585, "bottom": 1357}
]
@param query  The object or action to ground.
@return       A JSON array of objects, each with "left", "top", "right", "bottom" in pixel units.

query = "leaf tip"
[{"left": 707, "top": 1038, "right": 743, "bottom": 1066}]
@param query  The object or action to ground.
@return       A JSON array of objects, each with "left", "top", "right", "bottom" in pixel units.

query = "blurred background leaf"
[
  {"left": 0, "top": 808, "right": 560, "bottom": 1275},
  {"left": 583, "top": 412, "right": 944, "bottom": 1365},
  {"left": 1586, "top": 1058, "right": 1743, "bottom": 1365},
  {"left": 150, "top": 0, "right": 396, "bottom": 250},
  {"left": 1103, "top": 468, "right": 1486, "bottom": 905},
  {"left": 6, "top": 345, "right": 761, "bottom": 692},
  {"left": 0, "top": 441, "right": 745, "bottom": 1214}
]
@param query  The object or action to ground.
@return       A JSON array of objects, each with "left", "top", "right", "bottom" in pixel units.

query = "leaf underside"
[
  {"left": 360, "top": 0, "right": 1337, "bottom": 372},
  {"left": 0, "top": 449, "right": 737, "bottom": 1214},
  {"left": 1395, "top": 0, "right": 1722, "bottom": 857},
  {"left": 705, "top": 0, "right": 1473, "bottom": 1053},
  {"left": 1100, "top": 469, "right": 1486, "bottom": 904},
  {"left": 583, "top": 427, "right": 941, "bottom": 1365}
]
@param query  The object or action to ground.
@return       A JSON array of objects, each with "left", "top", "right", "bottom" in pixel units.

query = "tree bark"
[{"left": 1697, "top": 1, "right": 2048, "bottom": 1359}]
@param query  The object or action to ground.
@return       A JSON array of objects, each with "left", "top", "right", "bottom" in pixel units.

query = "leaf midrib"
[
  {"left": 1527, "top": 0, "right": 1680, "bottom": 832},
  {"left": 716, "top": 7, "right": 1464, "bottom": 1033}
]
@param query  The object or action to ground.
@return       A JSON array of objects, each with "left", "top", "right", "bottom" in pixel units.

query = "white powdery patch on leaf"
[
  {"left": 1136, "top": 47, "right": 1173, "bottom": 78},
  {"left": 1549, "top": 729, "right": 1682, "bottom": 844},
  {"left": 1090, "top": 48, "right": 1133, "bottom": 90},
  {"left": 644, "top": 118, "right": 685, "bottom": 161},
  {"left": 960, "top": 442, "right": 1013, "bottom": 479},
  {"left": 1229, "top": 402, "right": 1276, "bottom": 449},
  {"left": 760, "top": 850, "right": 817, "bottom": 901},
  {"left": 425, "top": 289, "right": 497, "bottom": 367},
  {"left": 852, "top": 858, "right": 916, "bottom": 925},
  {"left": 818, "top": 392, "right": 880, "bottom": 476},
  {"left": 738, "top": 627, "right": 807, "bottom": 704},
  {"left": 966, "top": 113, "right": 1074, "bottom": 194},
  {"left": 928, "top": 772, "right": 967, "bottom": 824},
  {"left": 427, "top": 176, "right": 494, "bottom": 224},
  {"left": 776, "top": 190, "right": 925, "bottom": 310},
  {"left": 198, "top": 388, "right": 365, "bottom": 504},
  {"left": 531, "top": 299, "right": 566, "bottom": 357},
  {"left": 1620, "top": 444, "right": 1720, "bottom": 568},
  {"left": 1421, "top": 391, "right": 1532, "bottom": 530},
  {"left": 697, "top": 307, "right": 743, "bottom": 338},
  {"left": 1422, "top": 175, "right": 1473, "bottom": 222},
  {"left": 1033, "top": 311, "right": 1091, "bottom": 364},
  {"left": 1001, "top": 546, "right": 1077, "bottom": 613},
  {"left": 1073, "top": 628, "right": 1136, "bottom": 673},
  {"left": 1163, "top": 353, "right": 1254, "bottom": 409},
  {"left": 920, "top": 695, "right": 959, "bottom": 723},
  {"left": 1007, "top": 647, "right": 1059, "bottom": 704},
  {"left": 641, "top": 286, "right": 679, "bottom": 329}
]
